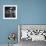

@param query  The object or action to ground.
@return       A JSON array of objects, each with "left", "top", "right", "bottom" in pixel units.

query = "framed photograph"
[
  {"left": 18, "top": 24, "right": 46, "bottom": 42},
  {"left": 3, "top": 5, "right": 17, "bottom": 19}
]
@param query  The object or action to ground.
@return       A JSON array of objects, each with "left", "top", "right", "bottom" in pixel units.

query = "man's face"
[{"left": 5, "top": 7, "right": 15, "bottom": 17}]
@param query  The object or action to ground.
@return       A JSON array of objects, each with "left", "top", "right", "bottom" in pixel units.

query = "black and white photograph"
[
  {"left": 18, "top": 25, "right": 46, "bottom": 46},
  {"left": 3, "top": 5, "right": 17, "bottom": 19}
]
